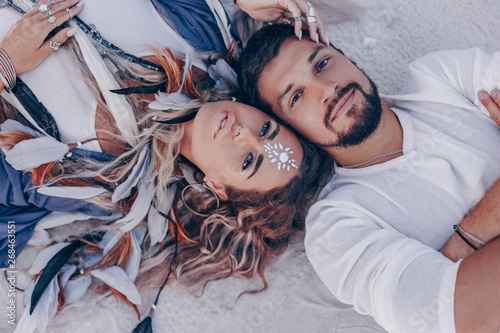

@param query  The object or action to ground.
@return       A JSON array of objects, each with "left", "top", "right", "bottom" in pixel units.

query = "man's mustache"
[{"left": 324, "top": 82, "right": 363, "bottom": 129}]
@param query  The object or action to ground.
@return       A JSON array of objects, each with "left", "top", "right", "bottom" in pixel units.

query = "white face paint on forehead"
[{"left": 264, "top": 142, "right": 298, "bottom": 172}]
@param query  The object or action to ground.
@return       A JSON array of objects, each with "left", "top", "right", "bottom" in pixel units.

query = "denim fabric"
[{"left": 0, "top": 151, "right": 113, "bottom": 267}]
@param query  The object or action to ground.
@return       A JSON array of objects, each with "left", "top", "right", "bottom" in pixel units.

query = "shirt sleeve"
[
  {"left": 305, "top": 199, "right": 460, "bottom": 333},
  {"left": 400, "top": 48, "right": 500, "bottom": 117}
]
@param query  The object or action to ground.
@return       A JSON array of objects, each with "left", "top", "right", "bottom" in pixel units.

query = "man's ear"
[{"left": 203, "top": 178, "right": 228, "bottom": 201}]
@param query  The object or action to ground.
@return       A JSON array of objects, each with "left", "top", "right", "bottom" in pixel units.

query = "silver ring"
[
  {"left": 281, "top": 17, "right": 292, "bottom": 25},
  {"left": 49, "top": 41, "right": 61, "bottom": 51},
  {"left": 48, "top": 15, "right": 56, "bottom": 25},
  {"left": 293, "top": 16, "right": 302, "bottom": 22},
  {"left": 38, "top": 4, "right": 51, "bottom": 17},
  {"left": 48, "top": 0, "right": 55, "bottom": 4},
  {"left": 66, "top": 8, "right": 74, "bottom": 19},
  {"left": 308, "top": 6, "right": 315, "bottom": 17},
  {"left": 306, "top": 16, "right": 317, "bottom": 24}
]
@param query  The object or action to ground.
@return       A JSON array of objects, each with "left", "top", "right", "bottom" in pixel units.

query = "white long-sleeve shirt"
[{"left": 305, "top": 48, "right": 500, "bottom": 333}]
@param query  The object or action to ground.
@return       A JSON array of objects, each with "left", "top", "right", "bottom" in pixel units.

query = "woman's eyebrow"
[
  {"left": 247, "top": 155, "right": 263, "bottom": 179},
  {"left": 248, "top": 124, "right": 281, "bottom": 180},
  {"left": 268, "top": 123, "right": 280, "bottom": 141}
]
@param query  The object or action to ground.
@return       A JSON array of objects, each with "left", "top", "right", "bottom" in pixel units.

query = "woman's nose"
[{"left": 234, "top": 125, "right": 259, "bottom": 146}]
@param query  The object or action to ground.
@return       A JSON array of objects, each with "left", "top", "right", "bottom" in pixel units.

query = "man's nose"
[{"left": 310, "top": 76, "right": 337, "bottom": 105}]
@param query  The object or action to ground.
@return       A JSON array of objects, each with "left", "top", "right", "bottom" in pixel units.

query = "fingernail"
[
  {"left": 492, "top": 90, "right": 497, "bottom": 98},
  {"left": 66, "top": 27, "right": 77, "bottom": 37},
  {"left": 326, "top": 35, "right": 330, "bottom": 46},
  {"left": 316, "top": 32, "right": 319, "bottom": 44},
  {"left": 479, "top": 91, "right": 485, "bottom": 100},
  {"left": 299, "top": 30, "right": 302, "bottom": 41},
  {"left": 77, "top": 0, "right": 84, "bottom": 6}
]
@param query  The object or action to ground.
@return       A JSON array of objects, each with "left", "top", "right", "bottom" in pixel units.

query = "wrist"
[{"left": 0, "top": 48, "right": 17, "bottom": 93}]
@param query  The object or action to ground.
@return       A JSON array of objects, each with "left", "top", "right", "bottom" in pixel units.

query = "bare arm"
[
  {"left": 454, "top": 237, "right": 500, "bottom": 332},
  {"left": 440, "top": 88, "right": 500, "bottom": 261}
]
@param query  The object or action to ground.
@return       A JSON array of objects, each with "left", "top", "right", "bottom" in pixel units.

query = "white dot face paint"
[{"left": 264, "top": 142, "right": 298, "bottom": 171}]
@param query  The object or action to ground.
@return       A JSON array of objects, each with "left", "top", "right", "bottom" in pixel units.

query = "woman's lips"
[
  {"left": 213, "top": 111, "right": 235, "bottom": 138},
  {"left": 332, "top": 89, "right": 355, "bottom": 121}
]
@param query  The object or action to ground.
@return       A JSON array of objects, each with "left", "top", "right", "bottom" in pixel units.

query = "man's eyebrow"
[
  {"left": 277, "top": 46, "right": 326, "bottom": 109},
  {"left": 248, "top": 155, "right": 263, "bottom": 179},
  {"left": 308, "top": 45, "right": 325, "bottom": 64},
  {"left": 277, "top": 83, "right": 293, "bottom": 110}
]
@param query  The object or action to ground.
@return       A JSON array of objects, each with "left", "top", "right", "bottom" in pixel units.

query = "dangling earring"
[{"left": 181, "top": 183, "right": 220, "bottom": 217}]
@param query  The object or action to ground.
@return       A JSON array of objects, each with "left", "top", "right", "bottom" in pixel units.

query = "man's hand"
[
  {"left": 236, "top": 0, "right": 328, "bottom": 44},
  {"left": 479, "top": 89, "right": 500, "bottom": 125}
]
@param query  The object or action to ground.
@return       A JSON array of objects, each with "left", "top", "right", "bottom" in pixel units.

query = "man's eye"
[
  {"left": 291, "top": 91, "right": 302, "bottom": 106},
  {"left": 259, "top": 121, "right": 271, "bottom": 137},
  {"left": 242, "top": 153, "right": 254, "bottom": 172},
  {"left": 317, "top": 58, "right": 328, "bottom": 72}
]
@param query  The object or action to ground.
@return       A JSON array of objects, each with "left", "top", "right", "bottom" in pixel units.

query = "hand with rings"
[
  {"left": 235, "top": 0, "right": 328, "bottom": 45},
  {"left": 0, "top": 0, "right": 84, "bottom": 75}
]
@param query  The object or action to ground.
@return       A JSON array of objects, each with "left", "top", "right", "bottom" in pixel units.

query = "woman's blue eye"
[
  {"left": 242, "top": 153, "right": 254, "bottom": 172},
  {"left": 318, "top": 58, "right": 328, "bottom": 72},
  {"left": 259, "top": 121, "right": 271, "bottom": 137},
  {"left": 291, "top": 91, "right": 302, "bottom": 106}
]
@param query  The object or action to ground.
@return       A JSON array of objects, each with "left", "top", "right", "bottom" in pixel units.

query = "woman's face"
[{"left": 188, "top": 101, "right": 303, "bottom": 199}]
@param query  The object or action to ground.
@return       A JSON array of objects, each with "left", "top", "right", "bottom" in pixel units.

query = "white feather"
[
  {"left": 119, "top": 177, "right": 156, "bottom": 232},
  {"left": 37, "top": 185, "right": 107, "bottom": 199},
  {"left": 91, "top": 267, "right": 142, "bottom": 305},
  {"left": 126, "top": 228, "right": 146, "bottom": 281},
  {"left": 16, "top": 265, "right": 75, "bottom": 333},
  {"left": 112, "top": 146, "right": 153, "bottom": 202},
  {"left": 64, "top": 275, "right": 93, "bottom": 305},
  {"left": 208, "top": 59, "right": 238, "bottom": 90},
  {"left": 148, "top": 184, "right": 176, "bottom": 246},
  {"left": 101, "top": 231, "right": 121, "bottom": 256},
  {"left": 29, "top": 242, "right": 71, "bottom": 275},
  {"left": 0, "top": 119, "right": 42, "bottom": 139},
  {"left": 34, "top": 211, "right": 95, "bottom": 230},
  {"left": 5, "top": 136, "right": 69, "bottom": 170},
  {"left": 148, "top": 90, "right": 192, "bottom": 111},
  {"left": 27, "top": 229, "right": 51, "bottom": 246}
]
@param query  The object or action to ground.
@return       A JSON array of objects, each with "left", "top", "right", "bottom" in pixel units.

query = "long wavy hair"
[{"left": 0, "top": 39, "right": 332, "bottom": 300}]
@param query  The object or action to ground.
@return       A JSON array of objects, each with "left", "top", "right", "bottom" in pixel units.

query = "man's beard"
[{"left": 320, "top": 78, "right": 383, "bottom": 149}]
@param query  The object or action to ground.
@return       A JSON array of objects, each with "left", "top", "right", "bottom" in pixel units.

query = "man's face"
[{"left": 258, "top": 38, "right": 383, "bottom": 149}]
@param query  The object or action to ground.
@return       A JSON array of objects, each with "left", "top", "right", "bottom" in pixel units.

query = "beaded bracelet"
[{"left": 0, "top": 48, "right": 17, "bottom": 93}]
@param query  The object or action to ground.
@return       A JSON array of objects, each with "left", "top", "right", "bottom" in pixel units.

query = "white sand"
[{"left": 1, "top": 0, "right": 500, "bottom": 332}]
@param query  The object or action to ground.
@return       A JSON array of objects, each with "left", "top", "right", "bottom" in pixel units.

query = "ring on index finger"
[
  {"left": 38, "top": 4, "right": 51, "bottom": 17},
  {"left": 293, "top": 16, "right": 303, "bottom": 22},
  {"left": 306, "top": 16, "right": 317, "bottom": 24},
  {"left": 281, "top": 16, "right": 292, "bottom": 25},
  {"left": 66, "top": 8, "right": 74, "bottom": 19}
]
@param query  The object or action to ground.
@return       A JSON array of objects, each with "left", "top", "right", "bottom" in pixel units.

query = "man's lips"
[
  {"left": 331, "top": 89, "right": 355, "bottom": 122},
  {"left": 213, "top": 111, "right": 235, "bottom": 138}
]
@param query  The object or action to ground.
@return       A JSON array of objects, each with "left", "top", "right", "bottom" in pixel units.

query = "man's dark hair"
[{"left": 238, "top": 24, "right": 298, "bottom": 114}]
